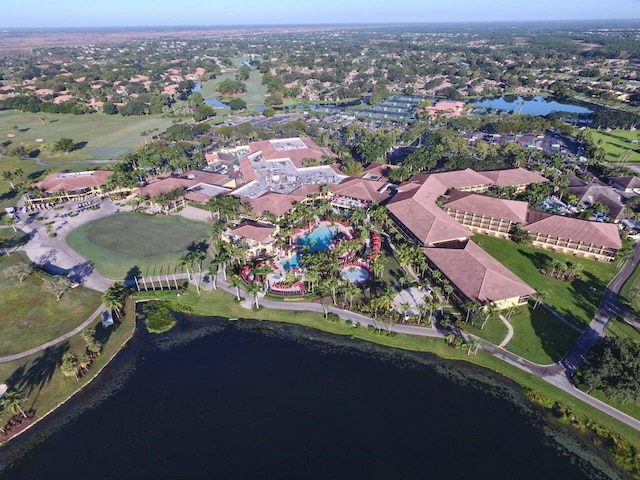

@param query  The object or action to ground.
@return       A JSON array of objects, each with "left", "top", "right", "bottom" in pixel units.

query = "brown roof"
[
  {"left": 230, "top": 221, "right": 276, "bottom": 242},
  {"left": 387, "top": 175, "right": 471, "bottom": 246},
  {"left": 248, "top": 137, "right": 335, "bottom": 169},
  {"left": 443, "top": 192, "right": 528, "bottom": 224},
  {"left": 330, "top": 178, "right": 391, "bottom": 203},
  {"left": 610, "top": 176, "right": 640, "bottom": 190},
  {"left": 361, "top": 162, "right": 399, "bottom": 182},
  {"left": 181, "top": 170, "right": 231, "bottom": 186},
  {"left": 424, "top": 241, "right": 535, "bottom": 303},
  {"left": 33, "top": 170, "right": 113, "bottom": 193},
  {"left": 525, "top": 212, "right": 622, "bottom": 249},
  {"left": 237, "top": 156, "right": 257, "bottom": 183},
  {"left": 479, "top": 167, "right": 548, "bottom": 187},
  {"left": 137, "top": 177, "right": 191, "bottom": 198},
  {"left": 245, "top": 184, "right": 323, "bottom": 218},
  {"left": 428, "top": 169, "right": 493, "bottom": 190}
]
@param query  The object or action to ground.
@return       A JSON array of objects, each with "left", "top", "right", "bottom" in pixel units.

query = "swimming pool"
[
  {"left": 298, "top": 226, "right": 337, "bottom": 252},
  {"left": 282, "top": 254, "right": 301, "bottom": 270},
  {"left": 340, "top": 265, "right": 370, "bottom": 284}
]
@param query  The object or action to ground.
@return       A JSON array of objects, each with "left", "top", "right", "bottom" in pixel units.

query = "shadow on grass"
[
  {"left": 528, "top": 305, "right": 580, "bottom": 362},
  {"left": 6, "top": 342, "right": 70, "bottom": 408},
  {"left": 125, "top": 265, "right": 142, "bottom": 283},
  {"left": 518, "top": 248, "right": 552, "bottom": 271}
]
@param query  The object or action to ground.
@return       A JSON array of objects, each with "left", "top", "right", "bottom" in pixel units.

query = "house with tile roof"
[
  {"left": 609, "top": 176, "right": 640, "bottom": 194},
  {"left": 424, "top": 240, "right": 536, "bottom": 309},
  {"left": 222, "top": 220, "right": 280, "bottom": 260},
  {"left": 26, "top": 170, "right": 114, "bottom": 207}
]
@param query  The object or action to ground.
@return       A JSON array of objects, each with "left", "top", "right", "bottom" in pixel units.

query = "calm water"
[
  {"left": 473, "top": 96, "right": 592, "bottom": 116},
  {"left": 0, "top": 316, "right": 625, "bottom": 479}
]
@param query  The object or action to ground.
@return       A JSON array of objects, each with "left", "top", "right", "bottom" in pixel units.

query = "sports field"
[
  {"left": 0, "top": 111, "right": 174, "bottom": 161},
  {"left": 66, "top": 213, "right": 211, "bottom": 279}
]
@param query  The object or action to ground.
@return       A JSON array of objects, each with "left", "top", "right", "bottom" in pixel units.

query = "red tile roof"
[
  {"left": 478, "top": 167, "right": 548, "bottom": 187},
  {"left": 524, "top": 212, "right": 622, "bottom": 249},
  {"left": 230, "top": 221, "right": 277, "bottom": 242},
  {"left": 33, "top": 170, "right": 113, "bottom": 193},
  {"left": 443, "top": 192, "right": 528, "bottom": 224},
  {"left": 248, "top": 137, "right": 336, "bottom": 169},
  {"left": 424, "top": 241, "right": 535, "bottom": 303},
  {"left": 330, "top": 177, "right": 391, "bottom": 203}
]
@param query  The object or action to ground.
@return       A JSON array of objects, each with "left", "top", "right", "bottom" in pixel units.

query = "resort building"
[
  {"left": 442, "top": 192, "right": 528, "bottom": 239},
  {"left": 330, "top": 177, "right": 393, "bottom": 210},
  {"left": 524, "top": 211, "right": 622, "bottom": 262},
  {"left": 424, "top": 240, "right": 536, "bottom": 309},
  {"left": 222, "top": 220, "right": 280, "bottom": 260},
  {"left": 567, "top": 183, "right": 626, "bottom": 222},
  {"left": 26, "top": 170, "right": 113, "bottom": 207},
  {"left": 609, "top": 175, "right": 640, "bottom": 194},
  {"left": 478, "top": 167, "right": 548, "bottom": 194}
]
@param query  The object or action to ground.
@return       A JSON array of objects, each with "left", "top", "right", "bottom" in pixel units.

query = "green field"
[
  {"left": 0, "top": 252, "right": 102, "bottom": 356},
  {"left": 66, "top": 212, "right": 211, "bottom": 279},
  {"left": 0, "top": 111, "right": 174, "bottom": 161},
  {"left": 590, "top": 129, "right": 640, "bottom": 163}
]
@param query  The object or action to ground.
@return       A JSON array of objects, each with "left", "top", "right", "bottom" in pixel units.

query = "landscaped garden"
[
  {"left": 66, "top": 212, "right": 211, "bottom": 279},
  {"left": 0, "top": 252, "right": 102, "bottom": 356}
]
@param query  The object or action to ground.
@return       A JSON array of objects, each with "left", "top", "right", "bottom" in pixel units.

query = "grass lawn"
[
  {"left": 0, "top": 111, "right": 174, "bottom": 161},
  {"left": 507, "top": 305, "right": 581, "bottom": 364},
  {"left": 0, "top": 252, "right": 102, "bottom": 356},
  {"left": 473, "top": 234, "right": 616, "bottom": 329},
  {"left": 589, "top": 129, "right": 640, "bottom": 163},
  {"left": 463, "top": 314, "right": 509, "bottom": 346},
  {"left": 0, "top": 301, "right": 136, "bottom": 432},
  {"left": 619, "top": 259, "right": 640, "bottom": 312},
  {"left": 65, "top": 212, "right": 211, "bottom": 280},
  {"left": 605, "top": 316, "right": 640, "bottom": 341}
]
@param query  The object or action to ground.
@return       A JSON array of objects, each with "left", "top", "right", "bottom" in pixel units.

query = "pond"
[
  {"left": 472, "top": 96, "right": 592, "bottom": 116},
  {"left": 0, "top": 317, "right": 623, "bottom": 479}
]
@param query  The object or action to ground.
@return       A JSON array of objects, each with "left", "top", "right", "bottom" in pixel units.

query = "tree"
[
  {"left": 1, "top": 390, "right": 27, "bottom": 418},
  {"left": 102, "top": 282, "right": 126, "bottom": 319},
  {"left": 3, "top": 262, "right": 33, "bottom": 284},
  {"left": 103, "top": 102, "right": 118, "bottom": 115},
  {"left": 228, "top": 98, "right": 247, "bottom": 111},
  {"left": 511, "top": 223, "right": 532, "bottom": 245},
  {"left": 231, "top": 274, "right": 243, "bottom": 301},
  {"left": 43, "top": 276, "right": 72, "bottom": 301},
  {"left": 81, "top": 328, "right": 102, "bottom": 355},
  {"left": 466, "top": 336, "right": 481, "bottom": 355},
  {"left": 2, "top": 171, "right": 15, "bottom": 190},
  {"left": 246, "top": 281, "right": 261, "bottom": 308},
  {"left": 61, "top": 352, "right": 79, "bottom": 381},
  {"left": 53, "top": 137, "right": 75, "bottom": 153}
]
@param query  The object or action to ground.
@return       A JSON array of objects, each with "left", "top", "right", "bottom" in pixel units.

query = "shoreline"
[{"left": 0, "top": 305, "right": 137, "bottom": 447}]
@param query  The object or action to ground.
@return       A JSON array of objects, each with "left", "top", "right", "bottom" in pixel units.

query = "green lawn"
[
  {"left": 619, "top": 259, "right": 640, "bottom": 313},
  {"left": 0, "top": 111, "right": 174, "bottom": 161},
  {"left": 463, "top": 313, "right": 509, "bottom": 346},
  {"left": 0, "top": 301, "right": 136, "bottom": 431},
  {"left": 507, "top": 305, "right": 581, "bottom": 364},
  {"left": 473, "top": 234, "right": 616, "bottom": 329},
  {"left": 0, "top": 252, "right": 102, "bottom": 356},
  {"left": 589, "top": 129, "right": 640, "bottom": 163},
  {"left": 605, "top": 316, "right": 640, "bottom": 341},
  {"left": 66, "top": 212, "right": 212, "bottom": 280}
]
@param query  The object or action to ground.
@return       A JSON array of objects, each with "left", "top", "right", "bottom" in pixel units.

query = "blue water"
[
  {"left": 192, "top": 84, "right": 202, "bottom": 92},
  {"left": 341, "top": 266, "right": 370, "bottom": 283},
  {"left": 282, "top": 254, "right": 301, "bottom": 270},
  {"left": 204, "top": 98, "right": 229, "bottom": 108},
  {"left": 472, "top": 96, "right": 592, "bottom": 116},
  {"left": 298, "top": 226, "right": 336, "bottom": 252},
  {"left": 253, "top": 105, "right": 266, "bottom": 112}
]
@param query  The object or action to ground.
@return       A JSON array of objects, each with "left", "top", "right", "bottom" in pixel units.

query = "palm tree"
[
  {"left": 466, "top": 336, "right": 481, "bottom": 355},
  {"left": 399, "top": 301, "right": 412, "bottom": 322},
  {"left": 463, "top": 301, "right": 476, "bottom": 322},
  {"left": 61, "top": 352, "right": 79, "bottom": 381},
  {"left": 246, "top": 281, "right": 261, "bottom": 308},
  {"left": 230, "top": 274, "right": 243, "bottom": 301},
  {"left": 1, "top": 390, "right": 27, "bottom": 418},
  {"left": 533, "top": 291, "right": 548, "bottom": 309},
  {"left": 208, "top": 262, "right": 218, "bottom": 290},
  {"left": 2, "top": 171, "right": 15, "bottom": 190},
  {"left": 343, "top": 283, "right": 360, "bottom": 309},
  {"left": 481, "top": 304, "right": 500, "bottom": 330},
  {"left": 102, "top": 282, "right": 126, "bottom": 319}
]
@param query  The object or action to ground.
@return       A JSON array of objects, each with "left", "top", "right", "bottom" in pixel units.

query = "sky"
[{"left": 2, "top": 0, "right": 639, "bottom": 28}]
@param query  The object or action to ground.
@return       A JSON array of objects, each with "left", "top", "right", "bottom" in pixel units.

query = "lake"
[
  {"left": 472, "top": 96, "right": 593, "bottom": 116},
  {"left": 0, "top": 315, "right": 624, "bottom": 479}
]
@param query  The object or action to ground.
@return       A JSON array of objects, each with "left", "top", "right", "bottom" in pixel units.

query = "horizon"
[{"left": 2, "top": 0, "right": 640, "bottom": 29}]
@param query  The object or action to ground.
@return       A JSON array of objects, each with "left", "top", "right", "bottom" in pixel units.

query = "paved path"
[
  {"left": 0, "top": 304, "right": 105, "bottom": 363},
  {"left": 497, "top": 314, "right": 514, "bottom": 348}
]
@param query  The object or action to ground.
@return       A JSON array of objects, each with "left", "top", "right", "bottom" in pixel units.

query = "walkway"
[
  {"left": 497, "top": 314, "right": 514, "bottom": 348},
  {"left": 0, "top": 304, "right": 104, "bottom": 363}
]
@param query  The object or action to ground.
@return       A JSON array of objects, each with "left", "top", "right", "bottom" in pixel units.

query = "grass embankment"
[
  {"left": 590, "top": 129, "right": 640, "bottom": 163},
  {"left": 0, "top": 111, "right": 173, "bottom": 161},
  {"left": 620, "top": 259, "right": 640, "bottom": 313},
  {"left": 0, "top": 301, "right": 136, "bottom": 437},
  {"left": 134, "top": 286, "right": 640, "bottom": 466},
  {"left": 473, "top": 235, "right": 616, "bottom": 363},
  {"left": 0, "top": 252, "right": 102, "bottom": 356},
  {"left": 66, "top": 212, "right": 211, "bottom": 280}
]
